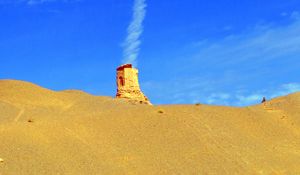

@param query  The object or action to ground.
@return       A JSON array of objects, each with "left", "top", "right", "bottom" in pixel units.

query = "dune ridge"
[{"left": 0, "top": 80, "right": 300, "bottom": 175}]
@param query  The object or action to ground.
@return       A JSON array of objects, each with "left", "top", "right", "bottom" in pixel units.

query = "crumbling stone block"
[{"left": 116, "top": 64, "right": 152, "bottom": 105}]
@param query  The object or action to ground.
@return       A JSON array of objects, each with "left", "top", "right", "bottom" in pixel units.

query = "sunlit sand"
[{"left": 0, "top": 80, "right": 299, "bottom": 174}]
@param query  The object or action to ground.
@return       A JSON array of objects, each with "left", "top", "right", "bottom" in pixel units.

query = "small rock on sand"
[{"left": 0, "top": 158, "right": 4, "bottom": 163}]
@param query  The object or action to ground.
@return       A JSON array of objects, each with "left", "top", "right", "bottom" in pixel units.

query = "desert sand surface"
[{"left": 0, "top": 79, "right": 300, "bottom": 175}]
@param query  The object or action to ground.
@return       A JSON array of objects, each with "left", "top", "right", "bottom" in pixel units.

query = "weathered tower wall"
[{"left": 116, "top": 64, "right": 151, "bottom": 105}]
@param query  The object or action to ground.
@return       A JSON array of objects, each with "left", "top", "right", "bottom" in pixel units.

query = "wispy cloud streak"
[
  {"left": 122, "top": 0, "right": 147, "bottom": 66},
  {"left": 192, "top": 12, "right": 300, "bottom": 68},
  {"left": 141, "top": 12, "right": 300, "bottom": 105},
  {"left": 27, "top": 0, "right": 79, "bottom": 5},
  {"left": 0, "top": 0, "right": 78, "bottom": 5}
]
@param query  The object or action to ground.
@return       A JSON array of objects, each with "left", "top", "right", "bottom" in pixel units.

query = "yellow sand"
[{"left": 0, "top": 80, "right": 299, "bottom": 175}]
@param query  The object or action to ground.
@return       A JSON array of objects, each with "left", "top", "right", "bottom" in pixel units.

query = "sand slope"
[{"left": 0, "top": 80, "right": 299, "bottom": 175}]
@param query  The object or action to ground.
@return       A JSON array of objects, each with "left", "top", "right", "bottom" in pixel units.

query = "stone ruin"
[{"left": 116, "top": 64, "right": 152, "bottom": 105}]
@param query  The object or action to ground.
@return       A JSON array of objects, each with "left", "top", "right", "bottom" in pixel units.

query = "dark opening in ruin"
[{"left": 119, "top": 77, "right": 124, "bottom": 86}]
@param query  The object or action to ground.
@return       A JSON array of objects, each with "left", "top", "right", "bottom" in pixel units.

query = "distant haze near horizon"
[{"left": 0, "top": 0, "right": 300, "bottom": 106}]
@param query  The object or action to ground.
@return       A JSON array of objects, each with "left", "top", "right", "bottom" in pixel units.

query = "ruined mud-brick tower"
[{"left": 116, "top": 64, "right": 151, "bottom": 105}]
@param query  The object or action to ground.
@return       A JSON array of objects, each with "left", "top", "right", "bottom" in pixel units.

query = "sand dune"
[{"left": 0, "top": 80, "right": 300, "bottom": 175}]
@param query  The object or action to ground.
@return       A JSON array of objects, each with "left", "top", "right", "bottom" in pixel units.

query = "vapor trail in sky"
[{"left": 122, "top": 0, "right": 147, "bottom": 66}]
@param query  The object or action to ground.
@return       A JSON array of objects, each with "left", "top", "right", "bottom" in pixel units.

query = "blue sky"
[{"left": 0, "top": 0, "right": 300, "bottom": 106}]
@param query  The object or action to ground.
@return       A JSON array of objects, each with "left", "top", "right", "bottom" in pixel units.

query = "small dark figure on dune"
[{"left": 261, "top": 97, "right": 267, "bottom": 103}]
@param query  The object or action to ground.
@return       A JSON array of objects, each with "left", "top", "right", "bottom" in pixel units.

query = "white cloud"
[
  {"left": 270, "top": 83, "right": 300, "bottom": 98},
  {"left": 191, "top": 12, "right": 300, "bottom": 68},
  {"left": 122, "top": 0, "right": 147, "bottom": 66},
  {"left": 27, "top": 0, "right": 79, "bottom": 5},
  {"left": 233, "top": 83, "right": 300, "bottom": 106},
  {"left": 235, "top": 94, "right": 263, "bottom": 106},
  {"left": 192, "top": 82, "right": 300, "bottom": 106},
  {"left": 0, "top": 0, "right": 79, "bottom": 5},
  {"left": 142, "top": 11, "right": 300, "bottom": 106},
  {"left": 281, "top": 12, "right": 288, "bottom": 17},
  {"left": 291, "top": 11, "right": 300, "bottom": 19},
  {"left": 143, "top": 78, "right": 300, "bottom": 106},
  {"left": 206, "top": 93, "right": 231, "bottom": 105}
]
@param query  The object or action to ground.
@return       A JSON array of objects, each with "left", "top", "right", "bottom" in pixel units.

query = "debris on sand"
[{"left": 158, "top": 110, "right": 164, "bottom": 114}]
